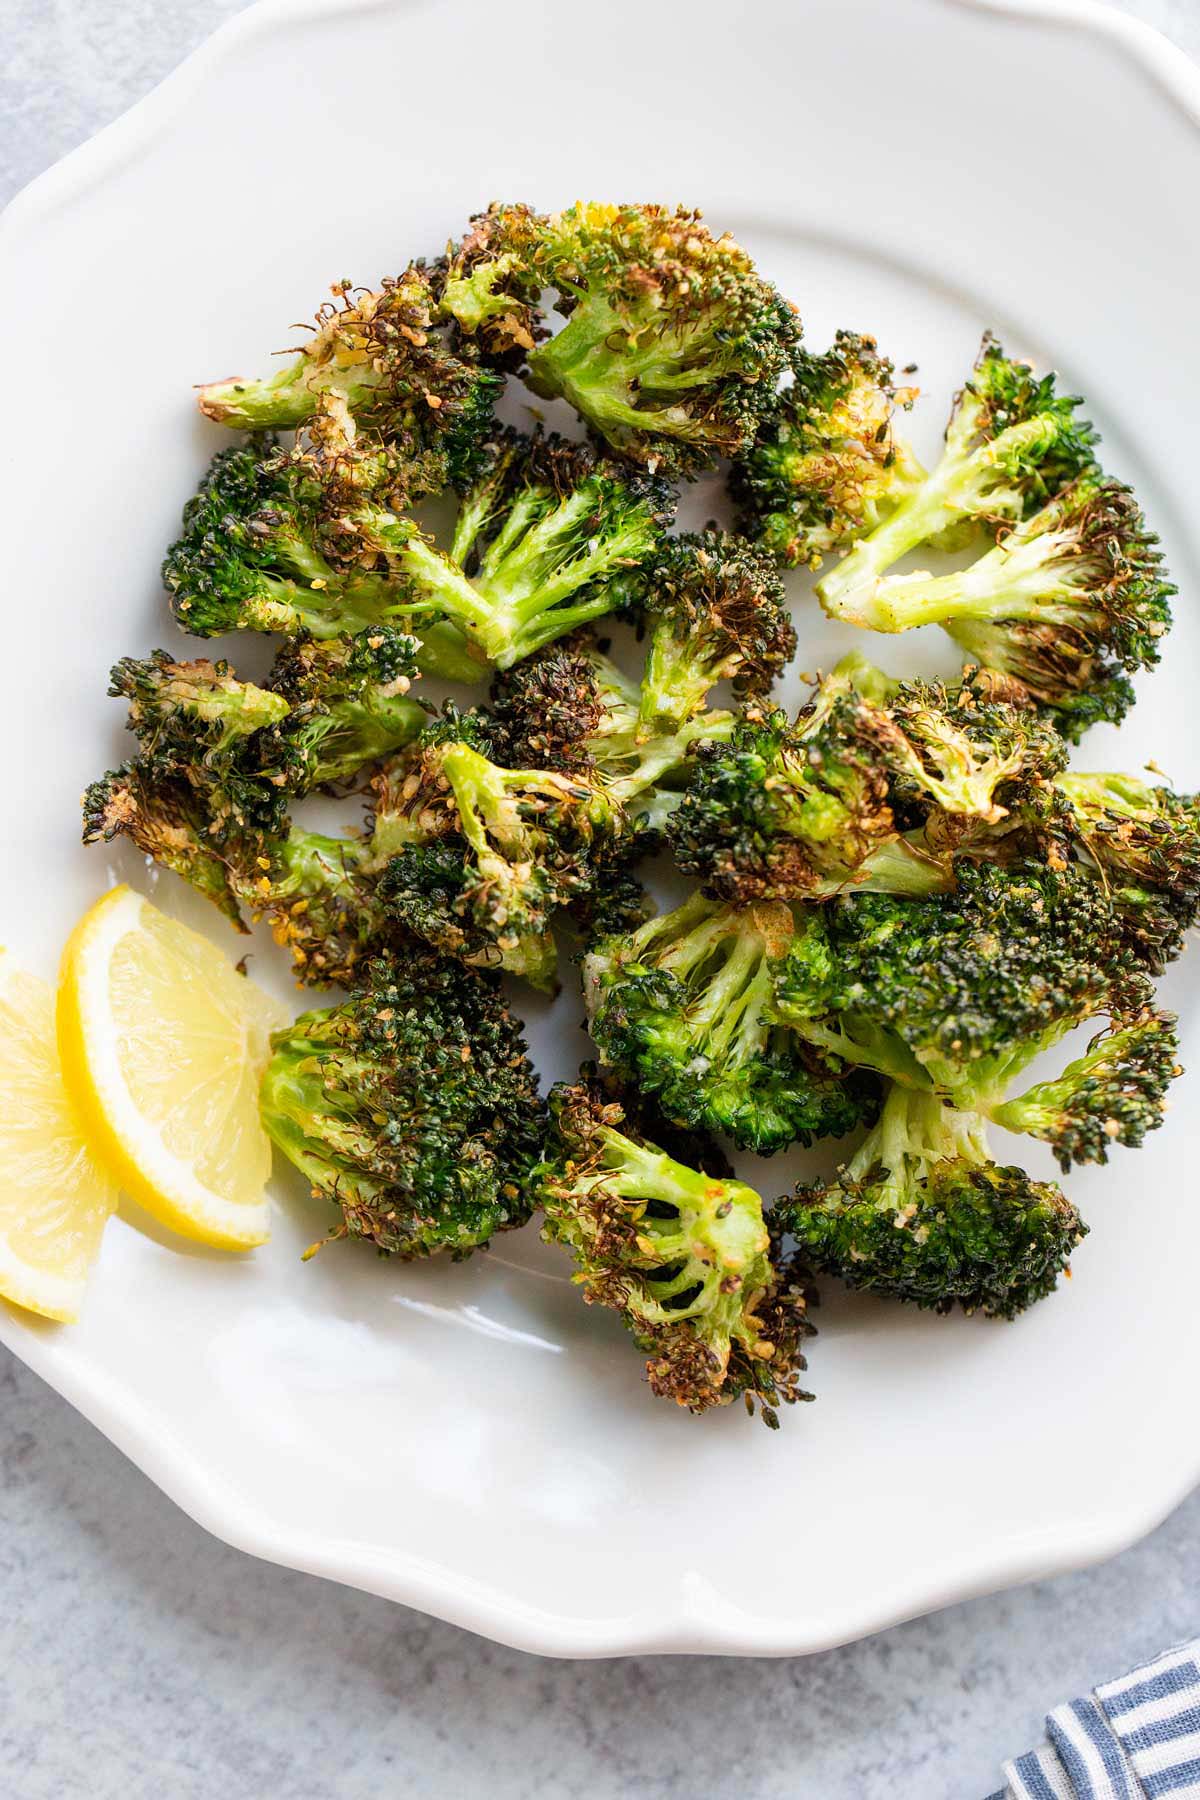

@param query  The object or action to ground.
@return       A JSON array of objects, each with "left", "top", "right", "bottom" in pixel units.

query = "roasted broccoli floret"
[
  {"left": 731, "top": 331, "right": 924, "bottom": 568},
  {"left": 441, "top": 202, "right": 799, "bottom": 472},
  {"left": 345, "top": 428, "right": 673, "bottom": 671},
  {"left": 538, "top": 1081, "right": 813, "bottom": 1420},
  {"left": 490, "top": 633, "right": 734, "bottom": 834},
  {"left": 771, "top": 860, "right": 1181, "bottom": 1169},
  {"left": 378, "top": 724, "right": 601, "bottom": 991},
  {"left": 612, "top": 531, "right": 797, "bottom": 732},
  {"left": 823, "top": 474, "right": 1174, "bottom": 740},
  {"left": 435, "top": 202, "right": 547, "bottom": 368},
  {"left": 583, "top": 893, "right": 877, "bottom": 1155},
  {"left": 816, "top": 334, "right": 1098, "bottom": 615},
  {"left": 260, "top": 951, "right": 544, "bottom": 1259},
  {"left": 987, "top": 1002, "right": 1181, "bottom": 1169},
  {"left": 1055, "top": 770, "right": 1200, "bottom": 969},
  {"left": 673, "top": 667, "right": 951, "bottom": 903},
  {"left": 162, "top": 440, "right": 482, "bottom": 683},
  {"left": 108, "top": 650, "right": 293, "bottom": 835},
  {"left": 239, "top": 824, "right": 390, "bottom": 987},
  {"left": 197, "top": 268, "right": 501, "bottom": 496},
  {"left": 776, "top": 1082, "right": 1085, "bottom": 1319},
  {"left": 81, "top": 763, "right": 246, "bottom": 928},
  {"left": 885, "top": 667, "right": 1068, "bottom": 830},
  {"left": 261, "top": 628, "right": 427, "bottom": 786},
  {"left": 82, "top": 762, "right": 392, "bottom": 987},
  {"left": 109, "top": 634, "right": 427, "bottom": 835}
]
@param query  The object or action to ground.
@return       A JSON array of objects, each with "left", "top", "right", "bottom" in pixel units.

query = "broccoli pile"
[{"left": 83, "top": 202, "right": 1193, "bottom": 1428}]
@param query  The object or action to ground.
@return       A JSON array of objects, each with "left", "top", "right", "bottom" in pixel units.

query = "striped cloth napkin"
[{"left": 987, "top": 1639, "right": 1200, "bottom": 1798}]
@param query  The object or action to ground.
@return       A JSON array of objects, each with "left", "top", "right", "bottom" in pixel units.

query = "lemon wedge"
[
  {"left": 58, "top": 887, "right": 287, "bottom": 1251},
  {"left": 0, "top": 950, "right": 118, "bottom": 1322}
]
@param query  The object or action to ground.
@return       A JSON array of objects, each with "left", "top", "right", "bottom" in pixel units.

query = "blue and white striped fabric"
[{"left": 986, "top": 1640, "right": 1200, "bottom": 1799}]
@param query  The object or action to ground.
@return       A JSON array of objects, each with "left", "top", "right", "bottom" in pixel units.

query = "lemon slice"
[
  {"left": 58, "top": 887, "right": 287, "bottom": 1250},
  {"left": 0, "top": 950, "right": 118, "bottom": 1321}
]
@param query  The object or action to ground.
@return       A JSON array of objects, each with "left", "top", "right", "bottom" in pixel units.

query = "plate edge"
[{"left": 3, "top": 0, "right": 1200, "bottom": 1656}]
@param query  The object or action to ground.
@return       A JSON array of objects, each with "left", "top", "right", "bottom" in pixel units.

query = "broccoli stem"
[
  {"left": 259, "top": 1045, "right": 383, "bottom": 1195},
  {"left": 923, "top": 1018, "right": 1080, "bottom": 1112},
  {"left": 1056, "top": 770, "right": 1160, "bottom": 818},
  {"left": 408, "top": 624, "right": 489, "bottom": 685},
  {"left": 267, "top": 829, "right": 372, "bottom": 906},
  {"left": 374, "top": 504, "right": 628, "bottom": 671},
  {"left": 198, "top": 360, "right": 383, "bottom": 430},
  {"left": 846, "top": 1083, "right": 987, "bottom": 1210},
  {"left": 227, "top": 558, "right": 483, "bottom": 684},
  {"left": 817, "top": 413, "right": 1063, "bottom": 618},
  {"left": 639, "top": 638, "right": 719, "bottom": 733},
  {"left": 793, "top": 1015, "right": 931, "bottom": 1089},
  {"left": 829, "top": 519, "right": 1096, "bottom": 634},
  {"left": 631, "top": 900, "right": 787, "bottom": 1073},
  {"left": 602, "top": 711, "right": 735, "bottom": 811},
  {"left": 438, "top": 742, "right": 579, "bottom": 861},
  {"left": 636, "top": 892, "right": 734, "bottom": 976},
  {"left": 685, "top": 929, "right": 772, "bottom": 1068},
  {"left": 197, "top": 360, "right": 320, "bottom": 429}
]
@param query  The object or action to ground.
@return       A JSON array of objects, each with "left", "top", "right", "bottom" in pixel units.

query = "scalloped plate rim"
[{"left": 2, "top": 0, "right": 1199, "bottom": 1658}]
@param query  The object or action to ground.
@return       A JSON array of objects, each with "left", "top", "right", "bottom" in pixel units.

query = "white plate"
[{"left": 2, "top": 0, "right": 1198, "bottom": 1657}]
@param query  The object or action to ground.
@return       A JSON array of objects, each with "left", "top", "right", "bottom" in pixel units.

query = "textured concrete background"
[{"left": 2, "top": 3, "right": 1199, "bottom": 1795}]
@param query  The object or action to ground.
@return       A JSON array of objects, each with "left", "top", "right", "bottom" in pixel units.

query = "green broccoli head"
[
  {"left": 81, "top": 763, "right": 247, "bottom": 929},
  {"left": 885, "top": 666, "right": 1068, "bottom": 829},
  {"left": 989, "top": 999, "right": 1181, "bottom": 1170},
  {"left": 450, "top": 202, "right": 800, "bottom": 472},
  {"left": 488, "top": 635, "right": 611, "bottom": 773},
  {"left": 352, "top": 427, "right": 674, "bottom": 672},
  {"left": 817, "top": 333, "right": 1098, "bottom": 617},
  {"left": 161, "top": 441, "right": 483, "bottom": 683},
  {"left": 833, "top": 475, "right": 1174, "bottom": 740},
  {"left": 197, "top": 267, "right": 502, "bottom": 495},
  {"left": 375, "top": 728, "right": 604, "bottom": 991},
  {"left": 1056, "top": 770, "right": 1200, "bottom": 969},
  {"left": 111, "top": 649, "right": 290, "bottom": 765},
  {"left": 779, "top": 1083, "right": 1085, "bottom": 1318},
  {"left": 538, "top": 1080, "right": 814, "bottom": 1421},
  {"left": 583, "top": 892, "right": 878, "bottom": 1155},
  {"left": 107, "top": 650, "right": 293, "bottom": 837},
  {"left": 162, "top": 440, "right": 340, "bottom": 639},
  {"left": 435, "top": 202, "right": 548, "bottom": 368},
  {"left": 107, "top": 637, "right": 427, "bottom": 841},
  {"left": 613, "top": 530, "right": 797, "bottom": 732},
  {"left": 673, "top": 670, "right": 949, "bottom": 904},
  {"left": 261, "top": 628, "right": 427, "bottom": 788},
  {"left": 731, "top": 330, "right": 924, "bottom": 568},
  {"left": 260, "top": 951, "right": 544, "bottom": 1259},
  {"left": 770, "top": 858, "right": 1174, "bottom": 1146}
]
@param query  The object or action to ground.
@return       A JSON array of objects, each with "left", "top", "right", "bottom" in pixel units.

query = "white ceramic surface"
[{"left": 1, "top": 0, "right": 1198, "bottom": 1658}]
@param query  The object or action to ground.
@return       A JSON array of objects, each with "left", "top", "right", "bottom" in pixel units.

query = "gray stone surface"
[{"left": 2, "top": 3, "right": 1199, "bottom": 1795}]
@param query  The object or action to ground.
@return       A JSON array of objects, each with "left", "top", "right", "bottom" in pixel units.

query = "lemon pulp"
[
  {"left": 58, "top": 887, "right": 286, "bottom": 1251},
  {"left": 0, "top": 951, "right": 117, "bottom": 1321}
]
